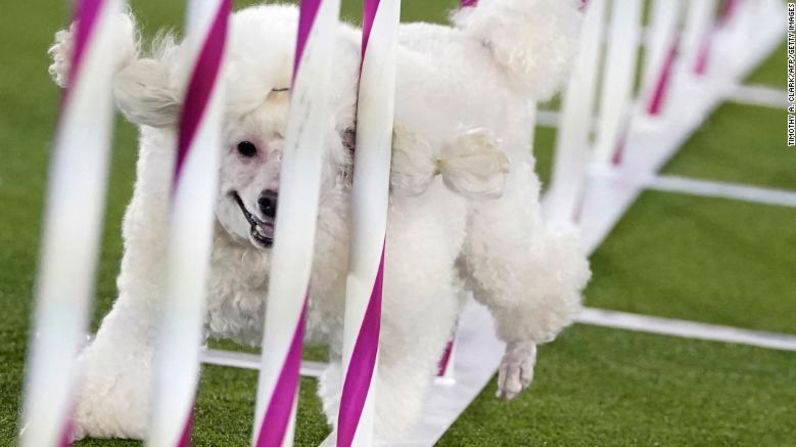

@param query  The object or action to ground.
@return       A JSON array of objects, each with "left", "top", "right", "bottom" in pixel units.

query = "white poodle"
[{"left": 48, "top": 0, "right": 590, "bottom": 441}]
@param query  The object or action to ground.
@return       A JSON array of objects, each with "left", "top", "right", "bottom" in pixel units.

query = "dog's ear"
[{"left": 114, "top": 58, "right": 180, "bottom": 128}]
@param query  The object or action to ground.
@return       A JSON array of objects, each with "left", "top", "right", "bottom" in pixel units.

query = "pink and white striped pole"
[
  {"left": 682, "top": 0, "right": 718, "bottom": 76},
  {"left": 646, "top": 35, "right": 680, "bottom": 116},
  {"left": 20, "top": 0, "right": 123, "bottom": 445},
  {"left": 643, "top": 0, "right": 684, "bottom": 116},
  {"left": 146, "top": 0, "right": 230, "bottom": 445},
  {"left": 252, "top": 1, "right": 341, "bottom": 446},
  {"left": 592, "top": 0, "right": 643, "bottom": 166},
  {"left": 436, "top": 338, "right": 457, "bottom": 384},
  {"left": 336, "top": 0, "right": 400, "bottom": 445},
  {"left": 693, "top": 0, "right": 740, "bottom": 76}
]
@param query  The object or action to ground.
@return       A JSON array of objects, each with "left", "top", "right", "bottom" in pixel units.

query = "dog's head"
[
  {"left": 216, "top": 88, "right": 290, "bottom": 250},
  {"left": 111, "top": 5, "right": 359, "bottom": 250}
]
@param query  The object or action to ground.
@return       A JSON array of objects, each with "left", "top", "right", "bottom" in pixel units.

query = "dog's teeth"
[{"left": 254, "top": 225, "right": 266, "bottom": 237}]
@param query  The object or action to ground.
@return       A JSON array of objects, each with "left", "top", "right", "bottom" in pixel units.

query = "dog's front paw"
[
  {"left": 496, "top": 340, "right": 537, "bottom": 400},
  {"left": 48, "top": 23, "right": 76, "bottom": 87}
]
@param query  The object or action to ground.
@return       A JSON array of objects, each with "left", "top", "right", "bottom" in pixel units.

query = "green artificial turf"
[
  {"left": 662, "top": 104, "right": 794, "bottom": 191},
  {"left": 533, "top": 126, "right": 556, "bottom": 189},
  {"left": 746, "top": 40, "right": 785, "bottom": 87},
  {"left": 206, "top": 338, "right": 329, "bottom": 362},
  {"left": 440, "top": 325, "right": 796, "bottom": 446},
  {"left": 81, "top": 325, "right": 796, "bottom": 446},
  {"left": 586, "top": 190, "right": 796, "bottom": 334},
  {"left": 74, "top": 374, "right": 330, "bottom": 447},
  {"left": 662, "top": 39, "right": 791, "bottom": 190}
]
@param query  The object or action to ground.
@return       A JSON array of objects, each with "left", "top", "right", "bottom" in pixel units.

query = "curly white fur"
[
  {"left": 47, "top": 1, "right": 590, "bottom": 441},
  {"left": 452, "top": 0, "right": 583, "bottom": 99}
]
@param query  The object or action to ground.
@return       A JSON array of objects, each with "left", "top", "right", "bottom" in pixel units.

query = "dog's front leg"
[
  {"left": 72, "top": 125, "right": 177, "bottom": 440},
  {"left": 72, "top": 297, "right": 159, "bottom": 440}
]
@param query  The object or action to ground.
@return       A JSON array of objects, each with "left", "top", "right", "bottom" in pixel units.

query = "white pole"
[
  {"left": 252, "top": 0, "right": 342, "bottom": 445},
  {"left": 641, "top": 0, "right": 683, "bottom": 115},
  {"left": 336, "top": 0, "right": 400, "bottom": 446},
  {"left": 20, "top": 0, "right": 123, "bottom": 444},
  {"left": 543, "top": 0, "right": 607, "bottom": 225},
  {"left": 592, "top": 0, "right": 643, "bottom": 166},
  {"left": 643, "top": 0, "right": 682, "bottom": 85},
  {"left": 681, "top": 0, "right": 718, "bottom": 75},
  {"left": 146, "top": 0, "right": 230, "bottom": 445}
]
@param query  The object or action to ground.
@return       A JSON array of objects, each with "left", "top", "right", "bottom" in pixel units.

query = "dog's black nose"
[{"left": 258, "top": 190, "right": 278, "bottom": 219}]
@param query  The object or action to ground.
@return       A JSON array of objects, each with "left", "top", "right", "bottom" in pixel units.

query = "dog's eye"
[{"left": 237, "top": 141, "right": 257, "bottom": 158}]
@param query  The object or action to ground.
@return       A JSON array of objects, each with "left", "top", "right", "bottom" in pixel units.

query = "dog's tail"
[
  {"left": 48, "top": 12, "right": 181, "bottom": 128},
  {"left": 48, "top": 12, "right": 139, "bottom": 89},
  {"left": 391, "top": 127, "right": 509, "bottom": 200},
  {"left": 451, "top": 0, "right": 583, "bottom": 101}
]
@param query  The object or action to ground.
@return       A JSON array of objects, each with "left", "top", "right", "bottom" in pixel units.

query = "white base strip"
[
  {"left": 577, "top": 308, "right": 796, "bottom": 352},
  {"left": 199, "top": 348, "right": 326, "bottom": 378},
  {"left": 649, "top": 175, "right": 796, "bottom": 208},
  {"left": 202, "top": 300, "right": 796, "bottom": 375},
  {"left": 725, "top": 84, "right": 786, "bottom": 109}
]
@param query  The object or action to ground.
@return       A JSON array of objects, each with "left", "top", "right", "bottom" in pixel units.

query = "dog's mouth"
[{"left": 231, "top": 192, "right": 274, "bottom": 248}]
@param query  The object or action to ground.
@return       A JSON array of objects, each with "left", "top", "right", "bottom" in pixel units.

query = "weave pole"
[
  {"left": 253, "top": 1, "right": 342, "bottom": 445},
  {"left": 146, "top": 0, "right": 230, "bottom": 445},
  {"left": 543, "top": 0, "right": 606, "bottom": 225},
  {"left": 336, "top": 1, "right": 400, "bottom": 445},
  {"left": 592, "top": 0, "right": 642, "bottom": 165},
  {"left": 643, "top": 0, "right": 683, "bottom": 116},
  {"left": 682, "top": 0, "right": 718, "bottom": 76},
  {"left": 19, "top": 0, "right": 123, "bottom": 445}
]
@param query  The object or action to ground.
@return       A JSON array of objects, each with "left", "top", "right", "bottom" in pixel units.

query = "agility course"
[{"left": 2, "top": 0, "right": 795, "bottom": 445}]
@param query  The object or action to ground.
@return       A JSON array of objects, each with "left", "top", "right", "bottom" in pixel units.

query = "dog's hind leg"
[
  {"left": 317, "top": 187, "right": 466, "bottom": 440},
  {"left": 372, "top": 189, "right": 466, "bottom": 438},
  {"left": 460, "top": 157, "right": 590, "bottom": 400},
  {"left": 317, "top": 277, "right": 463, "bottom": 440},
  {"left": 318, "top": 331, "right": 453, "bottom": 441},
  {"left": 316, "top": 313, "right": 460, "bottom": 440}
]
